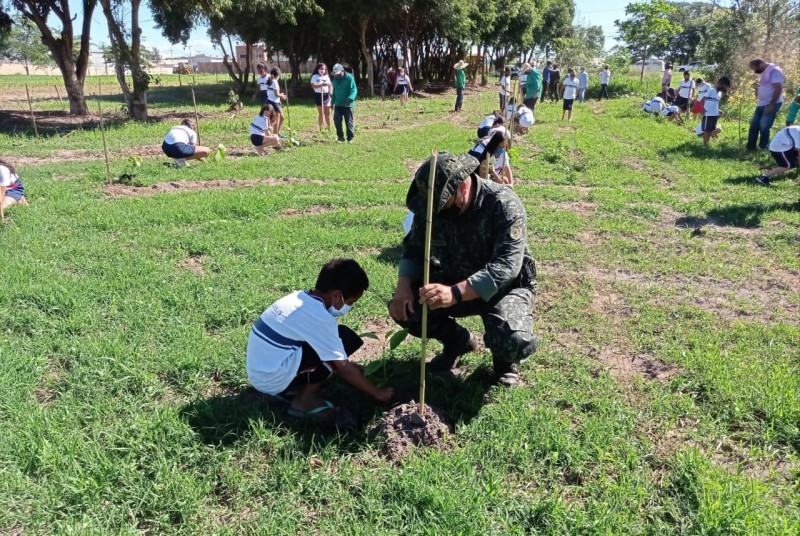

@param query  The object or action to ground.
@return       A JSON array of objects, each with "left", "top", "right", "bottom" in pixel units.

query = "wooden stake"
[
  {"left": 24, "top": 84, "right": 38, "bottom": 138},
  {"left": 97, "top": 79, "right": 112, "bottom": 185},
  {"left": 419, "top": 149, "right": 438, "bottom": 416},
  {"left": 191, "top": 87, "right": 200, "bottom": 144},
  {"left": 508, "top": 79, "right": 517, "bottom": 150},
  {"left": 54, "top": 85, "right": 63, "bottom": 106}
]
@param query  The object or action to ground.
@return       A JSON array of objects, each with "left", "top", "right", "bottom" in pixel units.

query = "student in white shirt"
[
  {"left": 561, "top": 68, "right": 579, "bottom": 121},
  {"left": 161, "top": 119, "right": 211, "bottom": 167},
  {"left": 477, "top": 112, "right": 503, "bottom": 138},
  {"left": 755, "top": 125, "right": 800, "bottom": 185},
  {"left": 499, "top": 67, "right": 511, "bottom": 111},
  {"left": 393, "top": 67, "right": 413, "bottom": 106},
  {"left": 310, "top": 63, "right": 333, "bottom": 131},
  {"left": 249, "top": 103, "right": 283, "bottom": 156},
  {"left": 0, "top": 158, "right": 27, "bottom": 213},
  {"left": 578, "top": 67, "right": 589, "bottom": 103},
  {"left": 247, "top": 258, "right": 394, "bottom": 420},
  {"left": 514, "top": 101, "right": 534, "bottom": 134},
  {"left": 660, "top": 105, "right": 683, "bottom": 124},
  {"left": 468, "top": 128, "right": 510, "bottom": 177},
  {"left": 692, "top": 77, "right": 710, "bottom": 120},
  {"left": 642, "top": 95, "right": 666, "bottom": 114},
  {"left": 491, "top": 145, "right": 513, "bottom": 186},
  {"left": 253, "top": 63, "right": 270, "bottom": 104},
  {"left": 265, "top": 67, "right": 288, "bottom": 136},
  {"left": 598, "top": 65, "right": 611, "bottom": 100},
  {"left": 676, "top": 70, "right": 696, "bottom": 120},
  {"left": 699, "top": 76, "right": 730, "bottom": 146}
]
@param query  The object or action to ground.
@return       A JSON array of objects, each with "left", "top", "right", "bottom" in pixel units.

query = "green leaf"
[
  {"left": 359, "top": 331, "right": 380, "bottom": 340},
  {"left": 388, "top": 329, "right": 409, "bottom": 352}
]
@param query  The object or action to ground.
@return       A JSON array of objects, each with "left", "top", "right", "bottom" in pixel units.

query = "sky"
[{"left": 68, "top": 0, "right": 632, "bottom": 58}]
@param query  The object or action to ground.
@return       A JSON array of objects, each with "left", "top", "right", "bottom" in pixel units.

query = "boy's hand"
[{"left": 374, "top": 387, "right": 395, "bottom": 403}]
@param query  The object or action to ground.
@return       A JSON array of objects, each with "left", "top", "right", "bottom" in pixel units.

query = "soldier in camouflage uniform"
[{"left": 388, "top": 151, "right": 538, "bottom": 386}]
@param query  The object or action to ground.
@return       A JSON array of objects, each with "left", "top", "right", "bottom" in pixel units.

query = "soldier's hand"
[
  {"left": 419, "top": 283, "right": 455, "bottom": 310},
  {"left": 389, "top": 283, "right": 415, "bottom": 321}
]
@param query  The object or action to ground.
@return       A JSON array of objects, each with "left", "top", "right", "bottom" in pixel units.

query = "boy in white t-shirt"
[
  {"left": 253, "top": 63, "right": 270, "bottom": 104},
  {"left": 514, "top": 102, "right": 534, "bottom": 134},
  {"left": 499, "top": 67, "right": 511, "bottom": 111},
  {"left": 755, "top": 125, "right": 800, "bottom": 185},
  {"left": 561, "top": 69, "right": 579, "bottom": 121},
  {"left": 699, "top": 76, "right": 730, "bottom": 146},
  {"left": 477, "top": 112, "right": 503, "bottom": 138},
  {"left": 161, "top": 119, "right": 211, "bottom": 167},
  {"left": 490, "top": 145, "right": 513, "bottom": 186},
  {"left": 660, "top": 105, "right": 683, "bottom": 124},
  {"left": 642, "top": 95, "right": 666, "bottom": 114},
  {"left": 676, "top": 70, "right": 696, "bottom": 120},
  {"left": 0, "top": 158, "right": 27, "bottom": 214},
  {"left": 247, "top": 258, "right": 394, "bottom": 421}
]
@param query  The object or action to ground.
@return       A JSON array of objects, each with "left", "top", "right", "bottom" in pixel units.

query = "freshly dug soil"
[{"left": 374, "top": 402, "right": 451, "bottom": 461}]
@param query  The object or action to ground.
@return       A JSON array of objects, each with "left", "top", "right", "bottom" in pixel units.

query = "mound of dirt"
[{"left": 374, "top": 402, "right": 451, "bottom": 460}]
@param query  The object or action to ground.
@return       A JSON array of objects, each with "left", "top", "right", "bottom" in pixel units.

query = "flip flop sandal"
[{"left": 286, "top": 400, "right": 336, "bottom": 419}]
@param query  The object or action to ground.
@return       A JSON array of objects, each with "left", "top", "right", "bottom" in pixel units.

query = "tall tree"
[
  {"left": 1, "top": 17, "right": 53, "bottom": 75},
  {"left": 615, "top": 0, "right": 682, "bottom": 81},
  {"left": 11, "top": 0, "right": 97, "bottom": 115},
  {"left": 662, "top": 1, "right": 715, "bottom": 63},
  {"left": 533, "top": 0, "right": 575, "bottom": 59}
]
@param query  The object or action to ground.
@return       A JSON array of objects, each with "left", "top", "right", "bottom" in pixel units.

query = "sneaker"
[
  {"left": 173, "top": 158, "right": 188, "bottom": 168},
  {"left": 428, "top": 333, "right": 478, "bottom": 373},
  {"left": 346, "top": 139, "right": 353, "bottom": 143},
  {"left": 492, "top": 358, "right": 521, "bottom": 387},
  {"left": 754, "top": 175, "right": 771, "bottom": 186}
]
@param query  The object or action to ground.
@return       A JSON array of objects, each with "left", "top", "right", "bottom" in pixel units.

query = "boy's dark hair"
[
  {"left": 260, "top": 103, "right": 275, "bottom": 117},
  {"left": 270, "top": 67, "right": 280, "bottom": 77},
  {"left": 717, "top": 76, "right": 731, "bottom": 88},
  {"left": 492, "top": 116, "right": 505, "bottom": 127},
  {"left": 256, "top": 63, "right": 265, "bottom": 71},
  {"left": 695, "top": 77, "right": 703, "bottom": 83},
  {"left": 508, "top": 97, "right": 516, "bottom": 105},
  {"left": 0, "top": 158, "right": 16, "bottom": 176},
  {"left": 181, "top": 119, "right": 195, "bottom": 130},
  {"left": 315, "top": 258, "right": 369, "bottom": 298},
  {"left": 546, "top": 60, "right": 552, "bottom": 66},
  {"left": 684, "top": 70, "right": 691, "bottom": 76},
  {"left": 343, "top": 63, "right": 354, "bottom": 74}
]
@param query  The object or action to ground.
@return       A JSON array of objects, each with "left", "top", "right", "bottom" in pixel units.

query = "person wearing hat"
[
  {"left": 453, "top": 60, "right": 468, "bottom": 112},
  {"left": 388, "top": 152, "right": 538, "bottom": 387},
  {"left": 330, "top": 63, "right": 358, "bottom": 142},
  {"left": 523, "top": 62, "right": 541, "bottom": 112}
]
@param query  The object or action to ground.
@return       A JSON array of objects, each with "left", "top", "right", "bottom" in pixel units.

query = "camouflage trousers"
[{"left": 391, "top": 284, "right": 538, "bottom": 364}]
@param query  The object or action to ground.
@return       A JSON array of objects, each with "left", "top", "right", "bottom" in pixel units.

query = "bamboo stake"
[
  {"left": 418, "top": 149, "right": 438, "bottom": 416},
  {"left": 508, "top": 79, "right": 517, "bottom": 150},
  {"left": 191, "top": 87, "right": 200, "bottom": 144},
  {"left": 54, "top": 85, "right": 63, "bottom": 106},
  {"left": 24, "top": 84, "right": 38, "bottom": 138},
  {"left": 96, "top": 78, "right": 112, "bottom": 185}
]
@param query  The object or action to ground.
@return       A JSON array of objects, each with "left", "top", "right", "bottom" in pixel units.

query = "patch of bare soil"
[
  {"left": 666, "top": 210, "right": 763, "bottom": 236},
  {"left": 373, "top": 402, "right": 451, "bottom": 461},
  {"left": 103, "top": 177, "right": 325, "bottom": 197},
  {"left": 544, "top": 200, "right": 597, "bottom": 217},
  {"left": 596, "top": 347, "right": 680, "bottom": 382},
  {"left": 279, "top": 204, "right": 334, "bottom": 217},
  {"left": 178, "top": 253, "right": 206, "bottom": 276},
  {"left": 355, "top": 317, "right": 396, "bottom": 362},
  {"left": 35, "top": 359, "right": 68, "bottom": 405},
  {"left": 621, "top": 155, "right": 649, "bottom": 173},
  {"left": 202, "top": 370, "right": 239, "bottom": 399}
]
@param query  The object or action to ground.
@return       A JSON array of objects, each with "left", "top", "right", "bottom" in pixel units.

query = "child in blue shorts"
[
  {"left": 161, "top": 120, "right": 211, "bottom": 167},
  {"left": 0, "top": 158, "right": 28, "bottom": 215}
]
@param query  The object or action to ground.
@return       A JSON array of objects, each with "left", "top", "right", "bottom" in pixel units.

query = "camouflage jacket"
[{"left": 399, "top": 178, "right": 534, "bottom": 301}]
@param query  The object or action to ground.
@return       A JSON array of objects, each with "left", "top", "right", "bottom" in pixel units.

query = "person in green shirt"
[
  {"left": 331, "top": 63, "right": 358, "bottom": 142},
  {"left": 786, "top": 87, "right": 800, "bottom": 126},
  {"left": 523, "top": 63, "right": 542, "bottom": 112},
  {"left": 453, "top": 60, "right": 467, "bottom": 112}
]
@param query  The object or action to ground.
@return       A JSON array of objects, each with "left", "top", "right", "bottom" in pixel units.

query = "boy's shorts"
[
  {"left": 701, "top": 115, "right": 719, "bottom": 132},
  {"left": 286, "top": 325, "right": 364, "bottom": 390},
  {"left": 250, "top": 134, "right": 265, "bottom": 147},
  {"left": 313, "top": 93, "right": 331, "bottom": 107},
  {"left": 269, "top": 100, "right": 282, "bottom": 113},
  {"left": 771, "top": 149, "right": 799, "bottom": 169},
  {"left": 676, "top": 96, "right": 689, "bottom": 109},
  {"left": 162, "top": 141, "right": 195, "bottom": 159},
  {"left": 562, "top": 99, "right": 574, "bottom": 111},
  {"left": 3, "top": 180, "right": 24, "bottom": 201}
]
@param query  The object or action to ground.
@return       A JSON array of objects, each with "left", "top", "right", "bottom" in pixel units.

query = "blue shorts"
[
  {"left": 4, "top": 181, "right": 24, "bottom": 201},
  {"left": 314, "top": 93, "right": 331, "bottom": 107},
  {"left": 250, "top": 134, "right": 265, "bottom": 146},
  {"left": 162, "top": 141, "right": 195, "bottom": 159},
  {"left": 269, "top": 100, "right": 282, "bottom": 113}
]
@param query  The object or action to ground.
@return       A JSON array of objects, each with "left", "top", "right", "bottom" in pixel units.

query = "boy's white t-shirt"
[
  {"left": 163, "top": 125, "right": 197, "bottom": 145},
  {"left": 517, "top": 105, "right": 534, "bottom": 127},
  {"left": 310, "top": 73, "right": 331, "bottom": 94},
  {"left": 493, "top": 151, "right": 510, "bottom": 174},
  {"left": 266, "top": 78, "right": 281, "bottom": 103},
  {"left": 661, "top": 105, "right": 680, "bottom": 117},
  {"left": 247, "top": 291, "right": 347, "bottom": 395},
  {"left": 563, "top": 77, "right": 579, "bottom": 99},
  {"left": 0, "top": 165, "right": 19, "bottom": 187},
  {"left": 643, "top": 96, "right": 665, "bottom": 113},
  {"left": 249, "top": 115, "right": 270, "bottom": 136},
  {"left": 599, "top": 70, "right": 610, "bottom": 84},
  {"left": 678, "top": 78, "right": 696, "bottom": 98},
  {"left": 257, "top": 74, "right": 270, "bottom": 91},
  {"left": 768, "top": 126, "right": 800, "bottom": 152},
  {"left": 395, "top": 75, "right": 409, "bottom": 86},
  {"left": 696, "top": 82, "right": 711, "bottom": 101},
  {"left": 499, "top": 75, "right": 509, "bottom": 95},
  {"left": 703, "top": 87, "right": 721, "bottom": 116},
  {"left": 479, "top": 114, "right": 497, "bottom": 129}
]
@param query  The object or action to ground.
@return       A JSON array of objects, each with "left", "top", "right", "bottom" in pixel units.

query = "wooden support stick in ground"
[
  {"left": 419, "top": 149, "right": 438, "bottom": 416},
  {"left": 54, "top": 85, "right": 63, "bottom": 106},
  {"left": 508, "top": 79, "right": 517, "bottom": 150},
  {"left": 24, "top": 84, "right": 38, "bottom": 138},
  {"left": 191, "top": 87, "right": 200, "bottom": 144},
  {"left": 96, "top": 79, "right": 112, "bottom": 185}
]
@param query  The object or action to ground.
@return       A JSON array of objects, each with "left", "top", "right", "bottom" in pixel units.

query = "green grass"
[{"left": 0, "top": 77, "right": 798, "bottom": 534}]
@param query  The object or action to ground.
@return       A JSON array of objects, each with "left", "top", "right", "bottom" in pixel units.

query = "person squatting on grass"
[
  {"left": 393, "top": 67, "right": 413, "bottom": 106},
  {"left": 561, "top": 69, "right": 579, "bottom": 121},
  {"left": 513, "top": 101, "right": 535, "bottom": 134},
  {"left": 491, "top": 143, "right": 513, "bottom": 187},
  {"left": 661, "top": 104, "right": 683, "bottom": 124},
  {"left": 249, "top": 104, "right": 283, "bottom": 156},
  {"left": 0, "top": 158, "right": 28, "bottom": 211},
  {"left": 161, "top": 120, "right": 210, "bottom": 167},
  {"left": 698, "top": 77, "right": 731, "bottom": 147},
  {"left": 642, "top": 95, "right": 666, "bottom": 114},
  {"left": 747, "top": 59, "right": 784, "bottom": 152},
  {"left": 468, "top": 128, "right": 510, "bottom": 178},
  {"left": 331, "top": 63, "right": 358, "bottom": 142},
  {"left": 247, "top": 258, "right": 394, "bottom": 422},
  {"left": 310, "top": 63, "right": 333, "bottom": 131},
  {"left": 265, "top": 68, "right": 288, "bottom": 137},
  {"left": 523, "top": 63, "right": 542, "bottom": 112},
  {"left": 755, "top": 125, "right": 800, "bottom": 186},
  {"left": 389, "top": 152, "right": 538, "bottom": 387},
  {"left": 676, "top": 71, "right": 696, "bottom": 121},
  {"left": 477, "top": 112, "right": 504, "bottom": 139}
]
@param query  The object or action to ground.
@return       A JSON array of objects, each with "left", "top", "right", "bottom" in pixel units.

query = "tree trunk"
[
  {"left": 100, "top": 0, "right": 148, "bottom": 120},
  {"left": 358, "top": 16, "right": 375, "bottom": 97},
  {"left": 640, "top": 52, "right": 646, "bottom": 83}
]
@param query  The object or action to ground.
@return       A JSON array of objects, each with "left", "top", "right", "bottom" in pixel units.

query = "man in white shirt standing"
[
  {"left": 578, "top": 67, "right": 589, "bottom": 103},
  {"left": 598, "top": 65, "right": 611, "bottom": 100},
  {"left": 747, "top": 58, "right": 785, "bottom": 152},
  {"left": 676, "top": 70, "right": 696, "bottom": 121},
  {"left": 561, "top": 69, "right": 579, "bottom": 121}
]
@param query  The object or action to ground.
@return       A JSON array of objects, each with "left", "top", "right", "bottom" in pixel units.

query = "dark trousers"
[
  {"left": 747, "top": 103, "right": 782, "bottom": 150},
  {"left": 499, "top": 93, "right": 506, "bottom": 111},
  {"left": 599, "top": 84, "right": 609, "bottom": 100},
  {"left": 333, "top": 106, "right": 354, "bottom": 141},
  {"left": 287, "top": 325, "right": 363, "bottom": 389},
  {"left": 391, "top": 284, "right": 538, "bottom": 364},
  {"left": 523, "top": 96, "right": 538, "bottom": 111},
  {"left": 548, "top": 82, "right": 560, "bottom": 102},
  {"left": 455, "top": 88, "right": 464, "bottom": 111}
]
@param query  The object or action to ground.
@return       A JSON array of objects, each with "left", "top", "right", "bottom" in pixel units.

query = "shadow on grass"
[
  {"left": 180, "top": 355, "right": 492, "bottom": 454},
  {"left": 677, "top": 200, "right": 800, "bottom": 228},
  {"left": 375, "top": 246, "right": 403, "bottom": 267},
  {"left": 660, "top": 141, "right": 745, "bottom": 160}
]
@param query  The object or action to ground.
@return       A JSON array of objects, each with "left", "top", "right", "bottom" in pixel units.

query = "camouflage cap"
[{"left": 405, "top": 151, "right": 479, "bottom": 215}]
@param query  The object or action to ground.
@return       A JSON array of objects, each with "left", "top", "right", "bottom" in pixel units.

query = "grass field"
[{"left": 0, "top": 76, "right": 798, "bottom": 534}]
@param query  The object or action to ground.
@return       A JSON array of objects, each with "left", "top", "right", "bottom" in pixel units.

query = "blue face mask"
[
  {"left": 327, "top": 293, "right": 352, "bottom": 317},
  {"left": 495, "top": 148, "right": 506, "bottom": 157}
]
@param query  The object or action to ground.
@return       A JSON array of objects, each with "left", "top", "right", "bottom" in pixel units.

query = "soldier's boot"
[
  {"left": 492, "top": 356, "right": 521, "bottom": 387},
  {"left": 428, "top": 327, "right": 478, "bottom": 373}
]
